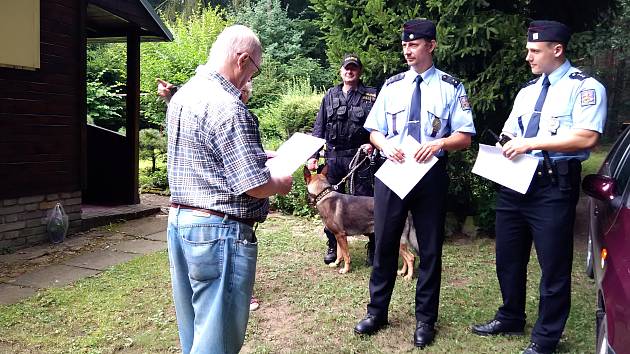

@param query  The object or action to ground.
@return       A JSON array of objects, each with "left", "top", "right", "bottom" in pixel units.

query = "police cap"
[
  {"left": 402, "top": 19, "right": 436, "bottom": 42},
  {"left": 341, "top": 53, "right": 362, "bottom": 69},
  {"left": 527, "top": 20, "right": 571, "bottom": 45}
]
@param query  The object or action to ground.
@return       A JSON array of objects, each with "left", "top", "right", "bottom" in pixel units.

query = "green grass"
[
  {"left": 582, "top": 144, "right": 611, "bottom": 176},
  {"left": 139, "top": 158, "right": 166, "bottom": 171},
  {"left": 0, "top": 214, "right": 596, "bottom": 353}
]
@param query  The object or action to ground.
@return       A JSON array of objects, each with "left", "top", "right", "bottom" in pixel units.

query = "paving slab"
[
  {"left": 63, "top": 250, "right": 140, "bottom": 270},
  {"left": 8, "top": 265, "right": 100, "bottom": 289},
  {"left": 111, "top": 239, "right": 166, "bottom": 254},
  {"left": 113, "top": 216, "right": 167, "bottom": 237},
  {"left": 0, "top": 283, "right": 38, "bottom": 305},
  {"left": 144, "top": 230, "right": 167, "bottom": 242}
]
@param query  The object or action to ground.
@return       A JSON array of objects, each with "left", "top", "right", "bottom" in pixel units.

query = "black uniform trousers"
[
  {"left": 324, "top": 152, "right": 374, "bottom": 245},
  {"left": 367, "top": 158, "right": 448, "bottom": 324},
  {"left": 494, "top": 159, "right": 581, "bottom": 350}
]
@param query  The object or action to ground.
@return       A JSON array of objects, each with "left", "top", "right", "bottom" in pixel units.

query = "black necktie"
[
  {"left": 524, "top": 76, "right": 551, "bottom": 138},
  {"left": 408, "top": 75, "right": 423, "bottom": 142}
]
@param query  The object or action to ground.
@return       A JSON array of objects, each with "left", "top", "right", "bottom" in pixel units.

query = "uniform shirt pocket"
[
  {"left": 349, "top": 106, "right": 365, "bottom": 122},
  {"left": 425, "top": 105, "right": 450, "bottom": 138},
  {"left": 543, "top": 109, "right": 572, "bottom": 135},
  {"left": 385, "top": 106, "right": 406, "bottom": 138}
]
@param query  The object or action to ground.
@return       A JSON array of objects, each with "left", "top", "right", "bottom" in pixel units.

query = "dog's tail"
[{"left": 400, "top": 212, "right": 420, "bottom": 255}]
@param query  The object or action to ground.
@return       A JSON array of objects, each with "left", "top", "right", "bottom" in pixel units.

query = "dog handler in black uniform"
[
  {"left": 354, "top": 19, "right": 475, "bottom": 348},
  {"left": 471, "top": 21, "right": 607, "bottom": 354},
  {"left": 307, "top": 54, "right": 378, "bottom": 266}
]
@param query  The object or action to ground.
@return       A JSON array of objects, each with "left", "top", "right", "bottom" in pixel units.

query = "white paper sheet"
[
  {"left": 472, "top": 144, "right": 539, "bottom": 194},
  {"left": 374, "top": 135, "right": 438, "bottom": 199},
  {"left": 265, "top": 132, "right": 325, "bottom": 176}
]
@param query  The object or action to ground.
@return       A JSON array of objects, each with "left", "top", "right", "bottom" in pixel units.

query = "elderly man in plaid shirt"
[{"left": 166, "top": 25, "right": 292, "bottom": 354}]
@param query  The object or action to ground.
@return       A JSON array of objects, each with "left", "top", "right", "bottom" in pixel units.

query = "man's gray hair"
[{"left": 207, "top": 25, "right": 262, "bottom": 69}]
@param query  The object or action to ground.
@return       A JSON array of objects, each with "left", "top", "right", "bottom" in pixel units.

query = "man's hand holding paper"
[
  {"left": 472, "top": 144, "right": 539, "bottom": 194},
  {"left": 265, "top": 132, "right": 325, "bottom": 177},
  {"left": 374, "top": 135, "right": 439, "bottom": 199}
]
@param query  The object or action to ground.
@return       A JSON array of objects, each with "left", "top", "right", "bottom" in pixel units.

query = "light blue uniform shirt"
[
  {"left": 364, "top": 66, "right": 476, "bottom": 155},
  {"left": 502, "top": 60, "right": 607, "bottom": 161}
]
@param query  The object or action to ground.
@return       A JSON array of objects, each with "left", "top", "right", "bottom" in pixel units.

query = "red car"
[{"left": 582, "top": 125, "right": 630, "bottom": 354}]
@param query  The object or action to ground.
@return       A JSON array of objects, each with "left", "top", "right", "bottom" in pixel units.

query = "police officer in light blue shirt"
[
  {"left": 354, "top": 19, "right": 475, "bottom": 349},
  {"left": 364, "top": 60, "right": 475, "bottom": 154},
  {"left": 472, "top": 20, "right": 607, "bottom": 354}
]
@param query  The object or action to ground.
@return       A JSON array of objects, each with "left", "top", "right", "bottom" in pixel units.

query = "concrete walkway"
[{"left": 0, "top": 213, "right": 168, "bottom": 305}]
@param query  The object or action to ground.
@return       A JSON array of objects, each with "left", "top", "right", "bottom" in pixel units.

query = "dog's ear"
[
  {"left": 320, "top": 164, "right": 328, "bottom": 176},
  {"left": 303, "top": 165, "right": 311, "bottom": 183}
]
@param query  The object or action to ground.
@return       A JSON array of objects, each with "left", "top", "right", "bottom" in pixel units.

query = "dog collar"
[{"left": 314, "top": 187, "right": 333, "bottom": 204}]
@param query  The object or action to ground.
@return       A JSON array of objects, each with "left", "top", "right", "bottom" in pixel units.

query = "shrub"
[
  {"left": 255, "top": 78, "right": 323, "bottom": 150},
  {"left": 270, "top": 168, "right": 317, "bottom": 217},
  {"left": 140, "top": 166, "right": 169, "bottom": 193},
  {"left": 86, "top": 73, "right": 125, "bottom": 130}
]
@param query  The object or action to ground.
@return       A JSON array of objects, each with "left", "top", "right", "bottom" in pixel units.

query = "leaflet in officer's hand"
[
  {"left": 472, "top": 144, "right": 539, "bottom": 194},
  {"left": 374, "top": 135, "right": 439, "bottom": 199},
  {"left": 265, "top": 132, "right": 325, "bottom": 176}
]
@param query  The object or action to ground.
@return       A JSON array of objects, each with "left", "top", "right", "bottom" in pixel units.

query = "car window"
[
  {"left": 612, "top": 135, "right": 630, "bottom": 189},
  {"left": 606, "top": 126, "right": 630, "bottom": 175}
]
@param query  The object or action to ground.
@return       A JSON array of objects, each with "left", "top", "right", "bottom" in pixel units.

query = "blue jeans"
[{"left": 167, "top": 207, "right": 258, "bottom": 354}]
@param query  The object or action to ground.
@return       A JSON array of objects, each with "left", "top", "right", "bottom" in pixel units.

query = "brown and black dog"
[{"left": 304, "top": 165, "right": 419, "bottom": 277}]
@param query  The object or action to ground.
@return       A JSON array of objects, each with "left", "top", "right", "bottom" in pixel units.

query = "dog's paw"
[
  {"left": 403, "top": 274, "right": 413, "bottom": 281},
  {"left": 338, "top": 268, "right": 349, "bottom": 274},
  {"left": 397, "top": 269, "right": 405, "bottom": 276},
  {"left": 328, "top": 262, "right": 338, "bottom": 268}
]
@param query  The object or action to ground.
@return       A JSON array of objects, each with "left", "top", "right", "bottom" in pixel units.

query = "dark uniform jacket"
[{"left": 312, "top": 82, "right": 377, "bottom": 156}]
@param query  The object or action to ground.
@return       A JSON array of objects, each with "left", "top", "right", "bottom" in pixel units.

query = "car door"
[{"left": 590, "top": 127, "right": 630, "bottom": 285}]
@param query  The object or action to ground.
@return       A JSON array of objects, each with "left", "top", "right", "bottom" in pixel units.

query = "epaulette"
[
  {"left": 522, "top": 78, "right": 538, "bottom": 88},
  {"left": 385, "top": 73, "right": 405, "bottom": 86},
  {"left": 569, "top": 72, "right": 589, "bottom": 81},
  {"left": 441, "top": 74, "right": 461, "bottom": 87}
]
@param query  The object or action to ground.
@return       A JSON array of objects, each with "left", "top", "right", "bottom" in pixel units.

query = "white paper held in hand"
[
  {"left": 265, "top": 132, "right": 325, "bottom": 176},
  {"left": 471, "top": 144, "right": 539, "bottom": 194},
  {"left": 374, "top": 135, "right": 438, "bottom": 199}
]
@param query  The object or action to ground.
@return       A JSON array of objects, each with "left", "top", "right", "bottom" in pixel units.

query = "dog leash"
[{"left": 333, "top": 149, "right": 371, "bottom": 192}]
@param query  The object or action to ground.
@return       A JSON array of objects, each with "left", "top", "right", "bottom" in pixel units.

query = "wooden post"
[{"left": 126, "top": 28, "right": 140, "bottom": 204}]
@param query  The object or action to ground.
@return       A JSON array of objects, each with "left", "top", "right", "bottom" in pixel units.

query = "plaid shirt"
[{"left": 167, "top": 65, "right": 271, "bottom": 220}]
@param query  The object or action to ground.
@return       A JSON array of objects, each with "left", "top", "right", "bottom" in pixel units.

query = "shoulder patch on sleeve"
[
  {"left": 570, "top": 72, "right": 589, "bottom": 81},
  {"left": 458, "top": 95, "right": 471, "bottom": 110},
  {"left": 441, "top": 74, "right": 461, "bottom": 87},
  {"left": 385, "top": 73, "right": 405, "bottom": 86},
  {"left": 580, "top": 89, "right": 596, "bottom": 106},
  {"left": 522, "top": 78, "right": 538, "bottom": 88}
]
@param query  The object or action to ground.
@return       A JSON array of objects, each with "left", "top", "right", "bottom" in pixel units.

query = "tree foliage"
[
  {"left": 139, "top": 129, "right": 167, "bottom": 172},
  {"left": 141, "top": 6, "right": 230, "bottom": 127},
  {"left": 310, "top": 0, "right": 534, "bottom": 132},
  {"left": 233, "top": 0, "right": 331, "bottom": 107}
]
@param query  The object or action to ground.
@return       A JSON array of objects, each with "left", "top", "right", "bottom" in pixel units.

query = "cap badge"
[
  {"left": 409, "top": 34, "right": 415, "bottom": 40},
  {"left": 533, "top": 33, "right": 539, "bottom": 40}
]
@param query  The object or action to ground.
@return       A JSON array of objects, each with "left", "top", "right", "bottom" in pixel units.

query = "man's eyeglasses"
[
  {"left": 237, "top": 52, "right": 261, "bottom": 78},
  {"left": 248, "top": 55, "right": 261, "bottom": 78}
]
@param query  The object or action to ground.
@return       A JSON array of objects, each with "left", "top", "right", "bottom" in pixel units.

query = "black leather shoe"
[
  {"left": 414, "top": 322, "right": 435, "bottom": 348},
  {"left": 471, "top": 319, "right": 524, "bottom": 336},
  {"left": 365, "top": 241, "right": 375, "bottom": 266},
  {"left": 324, "top": 243, "right": 336, "bottom": 265},
  {"left": 522, "top": 342, "right": 553, "bottom": 354},
  {"left": 354, "top": 314, "right": 387, "bottom": 335}
]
